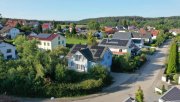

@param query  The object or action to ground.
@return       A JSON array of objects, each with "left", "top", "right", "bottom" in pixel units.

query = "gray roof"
[
  {"left": 160, "top": 87, "right": 180, "bottom": 102},
  {"left": 36, "top": 33, "right": 51, "bottom": 38},
  {"left": 67, "top": 44, "right": 110, "bottom": 61},
  {"left": 132, "top": 32, "right": 152, "bottom": 39},
  {"left": 98, "top": 38, "right": 131, "bottom": 49},
  {"left": 113, "top": 32, "right": 132, "bottom": 40}
]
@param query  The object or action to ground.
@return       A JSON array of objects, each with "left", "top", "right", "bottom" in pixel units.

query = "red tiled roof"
[
  {"left": 139, "top": 28, "right": 147, "bottom": 35},
  {"left": 29, "top": 34, "right": 59, "bottom": 41},
  {"left": 5, "top": 19, "right": 26, "bottom": 27},
  {"left": 42, "top": 23, "right": 51, "bottom": 29},
  {"left": 104, "top": 27, "right": 116, "bottom": 34},
  {"left": 151, "top": 30, "right": 159, "bottom": 36}
]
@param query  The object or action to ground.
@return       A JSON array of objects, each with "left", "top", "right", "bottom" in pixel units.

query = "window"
[
  {"left": 58, "top": 41, "right": 61, "bottom": 45},
  {"left": 58, "top": 37, "right": 60, "bottom": 40},
  {"left": 39, "top": 42, "right": 42, "bottom": 45},
  {"left": 7, "top": 49, "right": 12, "bottom": 53},
  {"left": 119, "top": 49, "right": 122, "bottom": 52},
  {"left": 44, "top": 42, "right": 46, "bottom": 46},
  {"left": 62, "top": 40, "right": 64, "bottom": 44},
  {"left": 75, "top": 55, "right": 81, "bottom": 61},
  {"left": 71, "top": 62, "right": 74, "bottom": 67},
  {"left": 47, "top": 43, "right": 50, "bottom": 46},
  {"left": 7, "top": 55, "right": 12, "bottom": 59}
]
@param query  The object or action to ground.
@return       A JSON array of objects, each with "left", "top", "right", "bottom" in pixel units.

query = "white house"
[
  {"left": 66, "top": 45, "right": 112, "bottom": 72},
  {"left": 98, "top": 38, "right": 139, "bottom": 56},
  {"left": 170, "top": 29, "right": 180, "bottom": 36},
  {"left": 0, "top": 42, "right": 17, "bottom": 59},
  {"left": 0, "top": 27, "right": 20, "bottom": 39},
  {"left": 29, "top": 33, "right": 66, "bottom": 50}
]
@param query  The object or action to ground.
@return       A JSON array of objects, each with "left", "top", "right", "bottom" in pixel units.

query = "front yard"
[{"left": 66, "top": 37, "right": 87, "bottom": 44}]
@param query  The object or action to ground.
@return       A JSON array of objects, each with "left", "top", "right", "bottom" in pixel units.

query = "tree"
[
  {"left": 88, "top": 21, "right": 100, "bottom": 31},
  {"left": 70, "top": 23, "right": 76, "bottom": 34},
  {"left": 122, "top": 19, "right": 128, "bottom": 28},
  {"left": 135, "top": 86, "right": 144, "bottom": 102},
  {"left": 15, "top": 23, "right": 21, "bottom": 29},
  {"left": 37, "top": 24, "right": 42, "bottom": 33},
  {"left": 54, "top": 64, "right": 66, "bottom": 82},
  {"left": 56, "top": 24, "right": 62, "bottom": 32},
  {"left": 166, "top": 41, "right": 177, "bottom": 74},
  {"left": 87, "top": 31, "right": 97, "bottom": 46},
  {"left": 161, "top": 85, "right": 166, "bottom": 94}
]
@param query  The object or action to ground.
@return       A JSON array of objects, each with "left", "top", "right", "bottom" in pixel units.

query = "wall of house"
[
  {"left": 100, "top": 50, "right": 112, "bottom": 71},
  {"left": 68, "top": 51, "right": 88, "bottom": 72},
  {"left": 110, "top": 47, "right": 131, "bottom": 55},
  {"left": 37, "top": 35, "right": 66, "bottom": 50},
  {"left": 9, "top": 28, "right": 20, "bottom": 39},
  {"left": 0, "top": 42, "right": 16, "bottom": 59},
  {"left": 38, "top": 40, "right": 52, "bottom": 50},
  {"left": 51, "top": 35, "right": 66, "bottom": 49},
  {"left": 152, "top": 36, "right": 157, "bottom": 40}
]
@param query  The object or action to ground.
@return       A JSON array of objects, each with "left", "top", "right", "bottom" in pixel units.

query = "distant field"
[
  {"left": 66, "top": 37, "right": 87, "bottom": 44},
  {"left": 61, "top": 25, "right": 87, "bottom": 28}
]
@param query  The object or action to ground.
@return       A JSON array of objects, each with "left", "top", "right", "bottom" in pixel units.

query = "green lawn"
[{"left": 66, "top": 37, "right": 87, "bottom": 44}]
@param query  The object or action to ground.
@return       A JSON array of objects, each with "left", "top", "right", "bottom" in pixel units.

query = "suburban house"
[
  {"left": 93, "top": 31, "right": 103, "bottom": 39},
  {"left": 66, "top": 44, "right": 112, "bottom": 72},
  {"left": 5, "top": 19, "right": 26, "bottom": 27},
  {"left": 170, "top": 29, "right": 180, "bottom": 36},
  {"left": 0, "top": 41, "right": 17, "bottom": 59},
  {"left": 151, "top": 29, "right": 159, "bottom": 39},
  {"left": 29, "top": 33, "right": 66, "bottom": 50},
  {"left": 98, "top": 38, "right": 139, "bottom": 56},
  {"left": 42, "top": 23, "right": 53, "bottom": 31},
  {"left": 113, "top": 32, "right": 144, "bottom": 48},
  {"left": 159, "top": 86, "right": 180, "bottom": 102},
  {"left": 0, "top": 27, "right": 20, "bottom": 39},
  {"left": 137, "top": 28, "right": 153, "bottom": 43},
  {"left": 28, "top": 21, "right": 39, "bottom": 28},
  {"left": 104, "top": 26, "right": 116, "bottom": 34}
]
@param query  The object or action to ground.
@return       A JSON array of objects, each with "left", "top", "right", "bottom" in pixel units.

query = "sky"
[{"left": 0, "top": 0, "right": 180, "bottom": 21}]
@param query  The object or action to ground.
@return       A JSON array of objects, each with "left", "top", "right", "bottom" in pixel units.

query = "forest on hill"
[{"left": 77, "top": 16, "right": 180, "bottom": 29}]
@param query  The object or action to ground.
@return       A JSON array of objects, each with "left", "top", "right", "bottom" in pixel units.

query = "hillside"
[{"left": 77, "top": 16, "right": 180, "bottom": 29}]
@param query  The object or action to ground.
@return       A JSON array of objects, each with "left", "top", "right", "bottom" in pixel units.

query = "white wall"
[
  {"left": 68, "top": 51, "right": 88, "bottom": 72},
  {"left": 0, "top": 42, "right": 16, "bottom": 59},
  {"left": 37, "top": 35, "right": 66, "bottom": 50}
]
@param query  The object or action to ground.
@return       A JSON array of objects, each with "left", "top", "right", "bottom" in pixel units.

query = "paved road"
[{"left": 73, "top": 40, "right": 170, "bottom": 102}]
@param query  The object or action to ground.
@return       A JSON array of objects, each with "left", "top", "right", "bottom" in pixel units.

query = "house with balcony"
[
  {"left": 66, "top": 44, "right": 112, "bottom": 72},
  {"left": 29, "top": 33, "right": 66, "bottom": 50},
  {"left": 98, "top": 38, "right": 139, "bottom": 56}
]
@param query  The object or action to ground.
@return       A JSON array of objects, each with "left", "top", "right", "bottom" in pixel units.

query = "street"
[{"left": 72, "top": 40, "right": 170, "bottom": 102}]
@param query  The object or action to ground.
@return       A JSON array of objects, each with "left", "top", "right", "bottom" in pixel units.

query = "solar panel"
[{"left": 100, "top": 39, "right": 128, "bottom": 46}]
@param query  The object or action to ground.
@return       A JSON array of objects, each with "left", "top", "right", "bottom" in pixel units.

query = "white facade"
[
  {"left": 152, "top": 36, "right": 157, "bottom": 40},
  {"left": 8, "top": 28, "right": 20, "bottom": 39},
  {"left": 38, "top": 35, "right": 66, "bottom": 50},
  {"left": 0, "top": 42, "right": 16, "bottom": 59},
  {"left": 109, "top": 47, "right": 131, "bottom": 55},
  {"left": 68, "top": 49, "right": 112, "bottom": 72}
]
